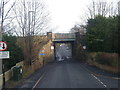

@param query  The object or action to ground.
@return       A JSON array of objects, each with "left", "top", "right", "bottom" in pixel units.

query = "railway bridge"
[{"left": 47, "top": 32, "right": 76, "bottom": 60}]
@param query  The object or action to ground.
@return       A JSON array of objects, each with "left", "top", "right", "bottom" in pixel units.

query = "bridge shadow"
[{"left": 53, "top": 42, "right": 73, "bottom": 60}]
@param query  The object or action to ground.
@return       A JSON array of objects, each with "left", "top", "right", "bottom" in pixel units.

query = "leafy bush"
[
  {"left": 2, "top": 34, "right": 24, "bottom": 71},
  {"left": 86, "top": 15, "right": 119, "bottom": 53},
  {"left": 95, "top": 52, "right": 118, "bottom": 66}
]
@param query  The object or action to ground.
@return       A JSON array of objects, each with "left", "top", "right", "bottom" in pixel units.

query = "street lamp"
[
  {"left": 28, "top": 11, "right": 35, "bottom": 36},
  {"left": 28, "top": 11, "right": 35, "bottom": 65}
]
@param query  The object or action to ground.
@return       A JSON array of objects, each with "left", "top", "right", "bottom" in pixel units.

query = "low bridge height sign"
[
  {"left": 0, "top": 41, "right": 9, "bottom": 59},
  {"left": 52, "top": 33, "right": 76, "bottom": 42},
  {"left": 0, "top": 41, "right": 7, "bottom": 51}
]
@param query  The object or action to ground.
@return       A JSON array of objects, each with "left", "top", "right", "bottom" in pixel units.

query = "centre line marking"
[
  {"left": 32, "top": 73, "right": 45, "bottom": 89},
  {"left": 91, "top": 74, "right": 110, "bottom": 90}
]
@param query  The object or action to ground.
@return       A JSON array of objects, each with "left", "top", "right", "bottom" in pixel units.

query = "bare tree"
[
  {"left": 0, "top": 0, "right": 16, "bottom": 88},
  {"left": 13, "top": 0, "right": 49, "bottom": 36},
  {"left": 86, "top": 0, "right": 118, "bottom": 19},
  {"left": 13, "top": 0, "right": 50, "bottom": 65},
  {"left": 118, "top": 1, "right": 120, "bottom": 15},
  {"left": 70, "top": 24, "right": 86, "bottom": 35},
  {"left": 0, "top": 0, "right": 16, "bottom": 34}
]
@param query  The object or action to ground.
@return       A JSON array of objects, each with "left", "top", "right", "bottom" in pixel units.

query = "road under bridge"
[{"left": 47, "top": 32, "right": 76, "bottom": 61}]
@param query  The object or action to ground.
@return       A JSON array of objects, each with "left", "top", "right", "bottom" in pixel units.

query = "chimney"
[{"left": 47, "top": 32, "right": 52, "bottom": 40}]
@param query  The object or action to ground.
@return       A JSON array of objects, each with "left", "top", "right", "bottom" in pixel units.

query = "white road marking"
[
  {"left": 81, "top": 64, "right": 120, "bottom": 80},
  {"left": 32, "top": 73, "right": 45, "bottom": 89},
  {"left": 97, "top": 79, "right": 101, "bottom": 82},
  {"left": 100, "top": 82, "right": 104, "bottom": 84},
  {"left": 91, "top": 74, "right": 110, "bottom": 90},
  {"left": 104, "top": 84, "right": 107, "bottom": 87}
]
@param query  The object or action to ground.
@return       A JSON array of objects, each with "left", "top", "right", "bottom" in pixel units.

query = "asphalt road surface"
[
  {"left": 56, "top": 44, "right": 72, "bottom": 61},
  {"left": 33, "top": 60, "right": 119, "bottom": 89},
  {"left": 17, "top": 44, "right": 119, "bottom": 89},
  {"left": 17, "top": 59, "right": 119, "bottom": 89}
]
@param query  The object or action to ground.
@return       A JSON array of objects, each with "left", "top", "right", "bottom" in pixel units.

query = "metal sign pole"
[
  {"left": 2, "top": 61, "right": 5, "bottom": 89},
  {"left": 0, "top": 0, "right": 6, "bottom": 88},
  {"left": 0, "top": 42, "right": 9, "bottom": 89},
  {"left": 43, "top": 56, "right": 44, "bottom": 66}
]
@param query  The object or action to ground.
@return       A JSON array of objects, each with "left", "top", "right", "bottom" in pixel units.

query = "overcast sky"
[
  {"left": 6, "top": 0, "right": 119, "bottom": 33},
  {"left": 43, "top": 0, "right": 118, "bottom": 33}
]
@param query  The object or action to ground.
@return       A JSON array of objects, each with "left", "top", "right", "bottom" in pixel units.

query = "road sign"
[
  {"left": 40, "top": 53, "right": 45, "bottom": 56},
  {"left": 0, "top": 41, "right": 8, "bottom": 51},
  {"left": 0, "top": 51, "right": 9, "bottom": 59},
  {"left": 42, "top": 50, "right": 45, "bottom": 53},
  {"left": 83, "top": 46, "right": 86, "bottom": 50},
  {"left": 51, "top": 46, "right": 54, "bottom": 50}
]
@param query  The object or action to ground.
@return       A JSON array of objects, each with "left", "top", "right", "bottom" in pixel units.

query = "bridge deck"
[{"left": 52, "top": 33, "right": 76, "bottom": 42}]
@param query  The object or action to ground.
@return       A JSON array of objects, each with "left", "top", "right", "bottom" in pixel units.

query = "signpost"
[
  {"left": 51, "top": 46, "right": 54, "bottom": 50},
  {"left": 41, "top": 50, "right": 45, "bottom": 53},
  {"left": 0, "top": 41, "right": 7, "bottom": 51},
  {"left": 0, "top": 41, "right": 9, "bottom": 89},
  {"left": 0, "top": 51, "right": 9, "bottom": 59},
  {"left": 40, "top": 48, "right": 45, "bottom": 66},
  {"left": 40, "top": 53, "right": 45, "bottom": 56},
  {"left": 83, "top": 46, "right": 86, "bottom": 50}
]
